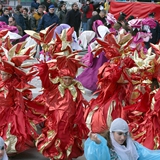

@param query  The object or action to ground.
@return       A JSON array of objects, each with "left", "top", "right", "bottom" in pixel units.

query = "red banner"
[{"left": 109, "top": 2, "right": 160, "bottom": 22}]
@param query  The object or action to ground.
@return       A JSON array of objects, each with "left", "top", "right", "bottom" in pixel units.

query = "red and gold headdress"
[{"left": 0, "top": 39, "right": 37, "bottom": 82}]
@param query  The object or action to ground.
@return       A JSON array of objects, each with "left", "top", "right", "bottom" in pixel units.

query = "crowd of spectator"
[{"left": 0, "top": 0, "right": 159, "bottom": 40}]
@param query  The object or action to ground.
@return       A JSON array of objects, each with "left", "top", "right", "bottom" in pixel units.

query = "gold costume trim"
[
  {"left": 86, "top": 106, "right": 99, "bottom": 131},
  {"left": 49, "top": 76, "right": 85, "bottom": 101},
  {"left": 37, "top": 130, "right": 56, "bottom": 154},
  {"left": 66, "top": 145, "right": 72, "bottom": 157},
  {"left": 133, "top": 130, "right": 146, "bottom": 139},
  {"left": 5, "top": 123, "right": 18, "bottom": 154},
  {"left": 54, "top": 139, "right": 63, "bottom": 159},
  {"left": 0, "top": 87, "right": 8, "bottom": 98},
  {"left": 154, "top": 136, "right": 159, "bottom": 150},
  {"left": 107, "top": 100, "right": 116, "bottom": 128}
]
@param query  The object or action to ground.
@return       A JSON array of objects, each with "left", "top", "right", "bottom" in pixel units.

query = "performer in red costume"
[
  {"left": 35, "top": 52, "right": 89, "bottom": 160},
  {"left": 0, "top": 55, "right": 39, "bottom": 154}
]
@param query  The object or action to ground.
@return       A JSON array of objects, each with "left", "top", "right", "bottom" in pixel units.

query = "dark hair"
[
  {"left": 23, "top": 7, "right": 28, "bottom": 12},
  {"left": 151, "top": 78, "right": 159, "bottom": 91},
  {"left": 101, "top": 130, "right": 127, "bottom": 148},
  {"left": 148, "top": 12, "right": 155, "bottom": 17},
  {"left": 118, "top": 15, "right": 126, "bottom": 22},
  {"left": 127, "top": 15, "right": 135, "bottom": 21},
  {"left": 113, "top": 22, "right": 122, "bottom": 30},
  {"left": 3, "top": 8, "right": 9, "bottom": 12},
  {"left": 30, "top": 7, "right": 35, "bottom": 13},
  {"left": 41, "top": 4, "right": 46, "bottom": 10},
  {"left": 130, "top": 28, "right": 138, "bottom": 36},
  {"left": 9, "top": 16, "right": 16, "bottom": 21},
  {"left": 16, "top": 5, "right": 22, "bottom": 11},
  {"left": 100, "top": 9, "right": 106, "bottom": 15},
  {"left": 100, "top": 131, "right": 113, "bottom": 149},
  {"left": 72, "top": 3, "right": 78, "bottom": 8},
  {"left": 38, "top": 5, "right": 45, "bottom": 9}
]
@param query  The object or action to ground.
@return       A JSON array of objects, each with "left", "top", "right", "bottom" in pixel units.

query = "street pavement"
[{"left": 10, "top": 59, "right": 96, "bottom": 160}]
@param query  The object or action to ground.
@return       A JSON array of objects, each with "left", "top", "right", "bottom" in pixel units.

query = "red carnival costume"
[
  {"left": 84, "top": 32, "right": 160, "bottom": 150},
  {"left": 34, "top": 46, "right": 89, "bottom": 159},
  {"left": 0, "top": 35, "right": 43, "bottom": 154}
]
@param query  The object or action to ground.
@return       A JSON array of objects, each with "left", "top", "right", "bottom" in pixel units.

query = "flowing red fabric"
[
  {"left": 36, "top": 82, "right": 89, "bottom": 159},
  {"left": 109, "top": 2, "right": 160, "bottom": 22},
  {"left": 0, "top": 76, "right": 38, "bottom": 154}
]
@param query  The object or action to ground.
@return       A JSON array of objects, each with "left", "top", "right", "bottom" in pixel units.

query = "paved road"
[{"left": 10, "top": 59, "right": 96, "bottom": 160}]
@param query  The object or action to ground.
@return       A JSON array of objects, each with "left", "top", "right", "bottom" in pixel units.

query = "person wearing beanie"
[
  {"left": 41, "top": 0, "right": 53, "bottom": 12},
  {"left": 37, "top": 4, "right": 59, "bottom": 32}
]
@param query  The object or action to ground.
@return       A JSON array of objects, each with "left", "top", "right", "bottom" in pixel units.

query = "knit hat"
[{"left": 49, "top": 4, "right": 55, "bottom": 9}]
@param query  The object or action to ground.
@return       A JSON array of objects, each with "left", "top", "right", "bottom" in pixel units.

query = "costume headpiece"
[{"left": 57, "top": 53, "right": 84, "bottom": 78}]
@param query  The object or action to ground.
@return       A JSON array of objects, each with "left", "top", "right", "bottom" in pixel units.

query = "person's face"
[
  {"left": 113, "top": 131, "right": 128, "bottom": 145},
  {"left": 0, "top": 5, "right": 3, "bottom": 10},
  {"left": 99, "top": 12, "right": 105, "bottom": 18},
  {"left": 72, "top": 4, "right": 78, "bottom": 11},
  {"left": 38, "top": 7, "right": 43, "bottom": 14},
  {"left": 62, "top": 76, "right": 73, "bottom": 86},
  {"left": 47, "top": 0, "right": 51, "bottom": 3},
  {"left": 86, "top": 1, "right": 90, "bottom": 4},
  {"left": 4, "top": 10, "right": 9, "bottom": 16},
  {"left": 0, "top": 146, "right": 4, "bottom": 160},
  {"left": 49, "top": 8, "right": 54, "bottom": 14},
  {"left": 8, "top": 17, "right": 15, "bottom": 26},
  {"left": 23, "top": 9, "right": 28, "bottom": 16},
  {"left": 61, "top": 5, "right": 66, "bottom": 11}
]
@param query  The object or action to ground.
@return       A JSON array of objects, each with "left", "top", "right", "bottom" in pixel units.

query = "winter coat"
[
  {"left": 37, "top": 12, "right": 59, "bottom": 32},
  {"left": 57, "top": 10, "right": 67, "bottom": 24},
  {"left": 0, "top": 15, "right": 9, "bottom": 25},
  {"left": 30, "top": 12, "right": 43, "bottom": 31},
  {"left": 66, "top": 9, "right": 81, "bottom": 33},
  {"left": 13, "top": 11, "right": 26, "bottom": 31},
  {"left": 89, "top": 14, "right": 106, "bottom": 30}
]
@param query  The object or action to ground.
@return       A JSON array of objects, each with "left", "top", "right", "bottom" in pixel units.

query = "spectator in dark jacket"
[
  {"left": 57, "top": 4, "right": 67, "bottom": 24},
  {"left": 23, "top": 8, "right": 31, "bottom": 30},
  {"left": 13, "top": 5, "right": 26, "bottom": 33},
  {"left": 145, "top": 12, "right": 160, "bottom": 49},
  {"left": 81, "top": 0, "right": 94, "bottom": 31},
  {"left": 8, "top": 16, "right": 23, "bottom": 36},
  {"left": 0, "top": 8, "right": 9, "bottom": 24},
  {"left": 89, "top": 9, "right": 106, "bottom": 30},
  {"left": 66, "top": 3, "right": 81, "bottom": 36},
  {"left": 93, "top": 1, "right": 104, "bottom": 13},
  {"left": 37, "top": 4, "right": 59, "bottom": 32},
  {"left": 31, "top": 0, "right": 40, "bottom": 9}
]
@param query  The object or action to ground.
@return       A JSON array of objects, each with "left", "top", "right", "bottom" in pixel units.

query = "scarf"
[{"left": 110, "top": 118, "right": 139, "bottom": 160}]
